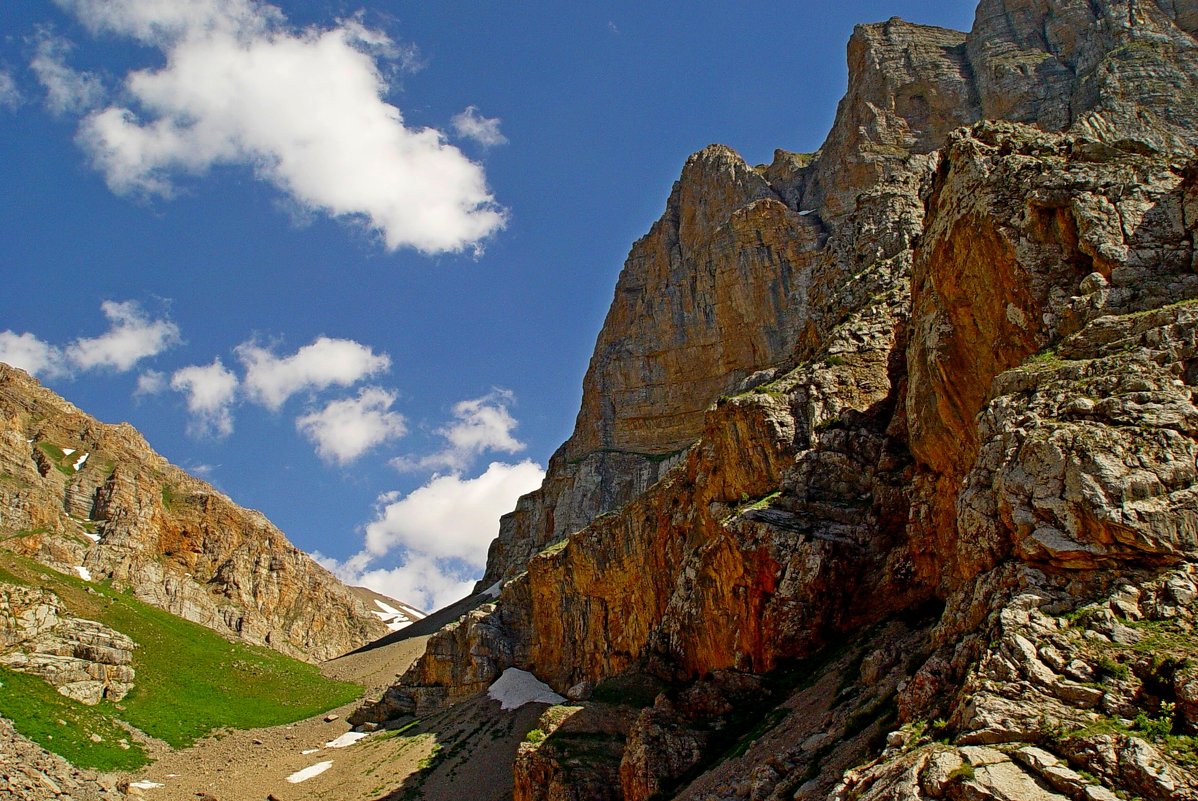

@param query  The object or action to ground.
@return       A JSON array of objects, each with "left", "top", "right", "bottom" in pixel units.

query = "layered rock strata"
[
  {"left": 0, "top": 581, "right": 134, "bottom": 705},
  {"left": 0, "top": 365, "right": 387, "bottom": 662},
  {"left": 358, "top": 1, "right": 1198, "bottom": 800}
]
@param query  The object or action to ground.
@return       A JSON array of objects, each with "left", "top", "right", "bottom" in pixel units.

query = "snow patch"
[
  {"left": 487, "top": 668, "right": 566, "bottom": 710},
  {"left": 73, "top": 453, "right": 89, "bottom": 471},
  {"left": 287, "top": 761, "right": 333, "bottom": 783},
  {"left": 372, "top": 599, "right": 417, "bottom": 632},
  {"left": 75, "top": 566, "right": 92, "bottom": 581},
  {"left": 128, "top": 781, "right": 164, "bottom": 790},
  {"left": 482, "top": 581, "right": 502, "bottom": 599},
  {"left": 61, "top": 448, "right": 76, "bottom": 456},
  {"left": 325, "top": 731, "right": 368, "bottom": 748},
  {"left": 301, "top": 748, "right": 321, "bottom": 755},
  {"left": 83, "top": 532, "right": 101, "bottom": 543}
]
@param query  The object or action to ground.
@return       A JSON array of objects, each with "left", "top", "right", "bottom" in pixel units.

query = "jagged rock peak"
[{"left": 0, "top": 363, "right": 388, "bottom": 662}]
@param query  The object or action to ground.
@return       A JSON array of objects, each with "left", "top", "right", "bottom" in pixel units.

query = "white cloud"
[
  {"left": 392, "top": 390, "right": 525, "bottom": 472},
  {"left": 0, "top": 332, "right": 64, "bottom": 377},
  {"left": 0, "top": 71, "right": 23, "bottom": 111},
  {"left": 295, "top": 386, "right": 406, "bottom": 464},
  {"left": 0, "top": 301, "right": 178, "bottom": 379},
  {"left": 451, "top": 105, "right": 508, "bottom": 147},
  {"left": 318, "top": 459, "right": 545, "bottom": 611},
  {"left": 170, "top": 358, "right": 238, "bottom": 437},
  {"left": 30, "top": 32, "right": 105, "bottom": 115},
  {"left": 135, "top": 369, "right": 168, "bottom": 395},
  {"left": 365, "top": 460, "right": 544, "bottom": 564},
  {"left": 237, "top": 336, "right": 390, "bottom": 410},
  {"left": 59, "top": 0, "right": 506, "bottom": 253},
  {"left": 65, "top": 300, "right": 181, "bottom": 372}
]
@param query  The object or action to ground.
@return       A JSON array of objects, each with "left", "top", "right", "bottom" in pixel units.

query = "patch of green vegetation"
[
  {"left": 524, "top": 727, "right": 547, "bottom": 744},
  {"left": 159, "top": 484, "right": 184, "bottom": 512},
  {"left": 0, "top": 552, "right": 363, "bottom": 758},
  {"left": 538, "top": 538, "right": 569, "bottom": 558},
  {"left": 1024, "top": 348, "right": 1062, "bottom": 369},
  {"left": 0, "top": 666, "right": 149, "bottom": 771},
  {"left": 1095, "top": 654, "right": 1131, "bottom": 682},
  {"left": 2, "top": 527, "right": 53, "bottom": 542},
  {"left": 1134, "top": 702, "right": 1176, "bottom": 740},
  {"left": 36, "top": 442, "right": 80, "bottom": 477},
  {"left": 823, "top": 354, "right": 847, "bottom": 367},
  {"left": 948, "top": 762, "right": 976, "bottom": 782},
  {"left": 376, "top": 719, "right": 422, "bottom": 741},
  {"left": 1129, "top": 618, "right": 1198, "bottom": 656},
  {"left": 728, "top": 488, "right": 785, "bottom": 519}
]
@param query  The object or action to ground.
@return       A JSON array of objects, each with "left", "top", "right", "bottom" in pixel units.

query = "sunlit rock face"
[
  {"left": 0, "top": 364, "right": 387, "bottom": 663},
  {"left": 362, "top": 2, "right": 1198, "bottom": 800}
]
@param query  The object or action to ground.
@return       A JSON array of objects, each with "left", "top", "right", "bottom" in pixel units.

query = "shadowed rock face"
[
  {"left": 0, "top": 365, "right": 387, "bottom": 662},
  {"left": 358, "top": 2, "right": 1198, "bottom": 799},
  {"left": 482, "top": 0, "right": 1198, "bottom": 592}
]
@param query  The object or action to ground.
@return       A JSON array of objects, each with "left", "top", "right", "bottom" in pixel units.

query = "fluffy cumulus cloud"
[
  {"left": 0, "top": 332, "right": 64, "bottom": 377},
  {"left": 393, "top": 390, "right": 525, "bottom": 472},
  {"left": 295, "top": 386, "right": 407, "bottom": 464},
  {"left": 237, "top": 336, "right": 391, "bottom": 410},
  {"left": 0, "top": 300, "right": 179, "bottom": 378},
  {"left": 170, "top": 358, "right": 238, "bottom": 437},
  {"left": 319, "top": 460, "right": 545, "bottom": 611},
  {"left": 65, "top": 300, "right": 181, "bottom": 372},
  {"left": 30, "top": 32, "right": 105, "bottom": 115},
  {"left": 451, "top": 106, "right": 507, "bottom": 147},
  {"left": 55, "top": 0, "right": 507, "bottom": 253},
  {"left": 0, "top": 71, "right": 22, "bottom": 111}
]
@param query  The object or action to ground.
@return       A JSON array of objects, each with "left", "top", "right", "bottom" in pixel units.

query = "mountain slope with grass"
[{"left": 0, "top": 363, "right": 388, "bottom": 663}]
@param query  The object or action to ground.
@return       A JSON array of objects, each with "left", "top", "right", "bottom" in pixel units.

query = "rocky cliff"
[
  {"left": 0, "top": 364, "right": 387, "bottom": 662},
  {"left": 358, "top": 2, "right": 1198, "bottom": 800}
]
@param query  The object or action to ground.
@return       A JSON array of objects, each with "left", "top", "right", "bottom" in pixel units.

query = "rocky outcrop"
[
  {"left": 0, "top": 365, "right": 387, "bottom": 662},
  {"left": 0, "top": 717, "right": 123, "bottom": 801},
  {"left": 359, "top": 1, "right": 1198, "bottom": 800},
  {"left": 0, "top": 581, "right": 134, "bottom": 704}
]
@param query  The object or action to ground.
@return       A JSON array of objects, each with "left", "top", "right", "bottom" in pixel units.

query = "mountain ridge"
[
  {"left": 352, "top": 2, "right": 1198, "bottom": 800},
  {"left": 0, "top": 362, "right": 388, "bottom": 663}
]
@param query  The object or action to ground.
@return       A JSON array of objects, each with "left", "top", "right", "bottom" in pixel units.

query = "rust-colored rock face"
[
  {"left": 0, "top": 365, "right": 387, "bottom": 662},
  {"left": 358, "top": 2, "right": 1198, "bottom": 800}
]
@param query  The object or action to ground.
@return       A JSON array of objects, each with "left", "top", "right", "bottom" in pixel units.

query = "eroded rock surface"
[
  {"left": 355, "top": 1, "right": 1198, "bottom": 800},
  {"left": 0, "top": 581, "right": 134, "bottom": 704},
  {"left": 0, "top": 365, "right": 387, "bottom": 662}
]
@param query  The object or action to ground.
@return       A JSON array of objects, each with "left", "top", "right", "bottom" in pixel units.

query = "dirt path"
[{"left": 122, "top": 636, "right": 436, "bottom": 801}]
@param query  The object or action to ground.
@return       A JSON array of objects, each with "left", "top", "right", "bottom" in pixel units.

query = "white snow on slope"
[
  {"left": 487, "top": 668, "right": 566, "bottom": 710},
  {"left": 61, "top": 448, "right": 76, "bottom": 456},
  {"left": 371, "top": 599, "right": 414, "bottom": 632},
  {"left": 326, "top": 731, "right": 368, "bottom": 748},
  {"left": 128, "top": 781, "right": 163, "bottom": 790},
  {"left": 73, "top": 452, "right": 89, "bottom": 471},
  {"left": 75, "top": 566, "right": 92, "bottom": 581},
  {"left": 287, "top": 761, "right": 333, "bottom": 783},
  {"left": 482, "top": 580, "right": 502, "bottom": 599},
  {"left": 83, "top": 532, "right": 100, "bottom": 543}
]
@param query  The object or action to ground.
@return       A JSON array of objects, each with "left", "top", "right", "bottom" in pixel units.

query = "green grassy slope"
[{"left": 0, "top": 551, "right": 363, "bottom": 771}]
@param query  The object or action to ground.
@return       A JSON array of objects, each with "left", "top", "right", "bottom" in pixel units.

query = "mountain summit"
[{"left": 350, "top": 1, "right": 1198, "bottom": 799}]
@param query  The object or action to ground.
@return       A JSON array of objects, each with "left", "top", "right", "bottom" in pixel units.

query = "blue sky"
[{"left": 0, "top": 0, "right": 977, "bottom": 611}]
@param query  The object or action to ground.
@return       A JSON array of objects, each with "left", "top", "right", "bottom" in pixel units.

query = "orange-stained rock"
[{"left": 0, "top": 365, "right": 387, "bottom": 662}]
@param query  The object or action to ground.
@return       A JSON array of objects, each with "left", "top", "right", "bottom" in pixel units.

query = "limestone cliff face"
[
  {"left": 361, "top": 2, "right": 1198, "bottom": 800},
  {"left": 0, "top": 365, "right": 387, "bottom": 662}
]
